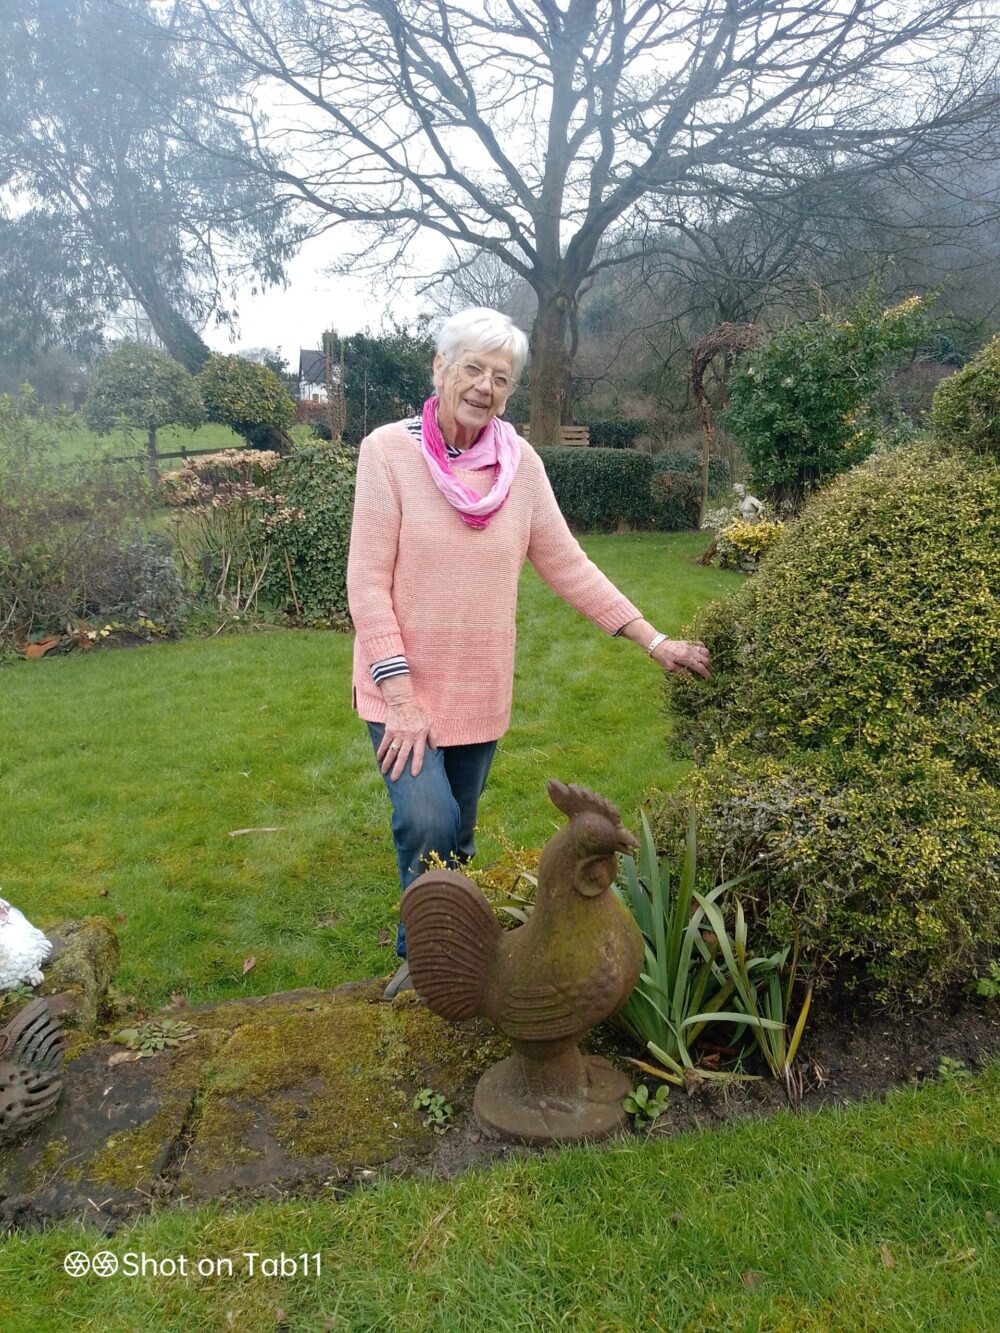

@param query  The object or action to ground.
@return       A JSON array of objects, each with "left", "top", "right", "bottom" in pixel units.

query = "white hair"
[{"left": 436, "top": 307, "right": 530, "bottom": 381}]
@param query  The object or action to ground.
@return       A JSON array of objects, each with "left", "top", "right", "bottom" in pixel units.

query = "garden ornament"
[
  {"left": 0, "top": 998, "right": 65, "bottom": 1148},
  {"left": 733, "top": 483, "right": 764, "bottom": 525},
  {"left": 401, "top": 780, "right": 644, "bottom": 1143},
  {"left": 0, "top": 897, "right": 52, "bottom": 990}
]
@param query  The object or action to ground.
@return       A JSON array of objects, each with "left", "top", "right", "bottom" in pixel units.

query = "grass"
[
  {"left": 45, "top": 419, "right": 316, "bottom": 465},
  {"left": 47, "top": 420, "right": 249, "bottom": 464},
  {"left": 2, "top": 532, "right": 998, "bottom": 1329},
  {"left": 0, "top": 531, "right": 736, "bottom": 1009},
  {"left": 1, "top": 1065, "right": 998, "bottom": 1329}
]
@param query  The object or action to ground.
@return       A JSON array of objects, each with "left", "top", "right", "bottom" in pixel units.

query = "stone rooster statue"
[
  {"left": 0, "top": 896, "right": 52, "bottom": 990},
  {"left": 401, "top": 780, "right": 644, "bottom": 1143},
  {"left": 0, "top": 998, "right": 65, "bottom": 1147}
]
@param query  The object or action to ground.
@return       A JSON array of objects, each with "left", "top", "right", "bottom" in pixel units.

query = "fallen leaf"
[
  {"left": 377, "top": 928, "right": 393, "bottom": 947},
  {"left": 315, "top": 913, "right": 341, "bottom": 929},
  {"left": 98, "top": 889, "right": 109, "bottom": 898},
  {"left": 24, "top": 636, "right": 61, "bottom": 659},
  {"left": 169, "top": 992, "right": 188, "bottom": 1008},
  {"left": 242, "top": 956, "right": 257, "bottom": 974},
  {"left": 228, "top": 826, "right": 286, "bottom": 838},
  {"left": 115, "top": 913, "right": 127, "bottom": 925},
  {"left": 108, "top": 1050, "right": 143, "bottom": 1066},
  {"left": 986, "top": 1210, "right": 998, "bottom": 1229},
  {"left": 880, "top": 1242, "right": 896, "bottom": 1269},
  {"left": 275, "top": 1310, "right": 287, "bottom": 1326},
  {"left": 741, "top": 1271, "right": 764, "bottom": 1289}
]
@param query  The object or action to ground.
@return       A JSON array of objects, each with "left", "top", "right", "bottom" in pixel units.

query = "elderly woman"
[{"left": 346, "top": 308, "right": 710, "bottom": 998}]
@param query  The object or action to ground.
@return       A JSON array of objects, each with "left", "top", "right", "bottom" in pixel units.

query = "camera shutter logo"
[
  {"left": 63, "top": 1252, "right": 91, "bottom": 1277},
  {"left": 91, "top": 1251, "right": 119, "bottom": 1277}
]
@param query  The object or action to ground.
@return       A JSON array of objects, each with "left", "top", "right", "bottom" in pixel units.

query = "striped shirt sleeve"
[{"left": 371, "top": 655, "right": 411, "bottom": 684}]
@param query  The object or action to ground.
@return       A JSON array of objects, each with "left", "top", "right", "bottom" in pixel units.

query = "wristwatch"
[{"left": 646, "top": 632, "right": 668, "bottom": 656}]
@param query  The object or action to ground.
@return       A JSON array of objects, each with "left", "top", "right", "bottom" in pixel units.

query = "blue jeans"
[{"left": 367, "top": 722, "right": 498, "bottom": 957}]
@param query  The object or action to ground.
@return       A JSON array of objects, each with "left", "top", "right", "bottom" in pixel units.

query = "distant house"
[
  {"left": 300, "top": 349, "right": 346, "bottom": 400},
  {"left": 298, "top": 349, "right": 328, "bottom": 402}
]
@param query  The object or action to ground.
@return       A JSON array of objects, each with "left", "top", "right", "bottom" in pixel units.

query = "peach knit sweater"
[{"left": 347, "top": 421, "right": 642, "bottom": 745}]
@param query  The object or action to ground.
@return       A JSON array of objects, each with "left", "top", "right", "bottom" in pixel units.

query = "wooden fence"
[
  {"left": 516, "top": 424, "right": 590, "bottom": 446},
  {"left": 110, "top": 444, "right": 256, "bottom": 465}
]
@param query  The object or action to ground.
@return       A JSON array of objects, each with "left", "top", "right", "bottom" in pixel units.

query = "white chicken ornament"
[{"left": 0, "top": 897, "right": 53, "bottom": 990}]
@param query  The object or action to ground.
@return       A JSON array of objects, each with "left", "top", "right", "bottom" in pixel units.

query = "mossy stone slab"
[{"left": 0, "top": 983, "right": 506, "bottom": 1230}]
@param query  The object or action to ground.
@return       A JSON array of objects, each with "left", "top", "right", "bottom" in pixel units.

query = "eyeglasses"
[{"left": 453, "top": 360, "right": 514, "bottom": 394}]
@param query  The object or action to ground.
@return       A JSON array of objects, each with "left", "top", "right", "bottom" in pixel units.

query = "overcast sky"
[{"left": 202, "top": 231, "right": 434, "bottom": 369}]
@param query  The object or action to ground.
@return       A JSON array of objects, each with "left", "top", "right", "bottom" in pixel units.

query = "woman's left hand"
[{"left": 651, "top": 638, "right": 712, "bottom": 679}]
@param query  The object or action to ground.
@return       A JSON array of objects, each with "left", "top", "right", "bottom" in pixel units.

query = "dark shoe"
[{"left": 382, "top": 959, "right": 413, "bottom": 1001}]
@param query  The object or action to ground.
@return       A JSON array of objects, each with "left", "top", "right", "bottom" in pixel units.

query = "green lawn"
[
  {"left": 48, "top": 420, "right": 249, "bottom": 463},
  {"left": 0, "top": 531, "right": 736, "bottom": 1009},
  {"left": 5, "top": 534, "right": 996, "bottom": 1331},
  {"left": 46, "top": 420, "right": 316, "bottom": 465},
  {"left": 1, "top": 1065, "right": 997, "bottom": 1329}
]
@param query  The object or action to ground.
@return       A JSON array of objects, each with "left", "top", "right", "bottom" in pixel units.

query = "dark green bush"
[
  {"left": 930, "top": 334, "right": 1000, "bottom": 457},
  {"left": 585, "top": 418, "right": 649, "bottom": 449},
  {"left": 649, "top": 469, "right": 701, "bottom": 530},
  {"left": 723, "top": 293, "right": 930, "bottom": 507},
  {"left": 261, "top": 443, "right": 358, "bottom": 625},
  {"left": 536, "top": 447, "right": 702, "bottom": 532},
  {"left": 664, "top": 440, "right": 1000, "bottom": 1005},
  {"left": 655, "top": 449, "right": 732, "bottom": 492}
]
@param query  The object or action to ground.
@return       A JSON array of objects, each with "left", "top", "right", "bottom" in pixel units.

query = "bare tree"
[{"left": 190, "top": 0, "right": 1000, "bottom": 443}]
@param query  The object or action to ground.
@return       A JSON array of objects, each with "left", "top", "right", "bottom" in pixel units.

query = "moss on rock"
[
  {"left": 85, "top": 1099, "right": 192, "bottom": 1190},
  {"left": 193, "top": 993, "right": 504, "bottom": 1169},
  {"left": 40, "top": 917, "right": 120, "bottom": 1031}
]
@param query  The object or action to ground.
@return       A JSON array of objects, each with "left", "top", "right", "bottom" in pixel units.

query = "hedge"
[{"left": 535, "top": 447, "right": 705, "bottom": 532}]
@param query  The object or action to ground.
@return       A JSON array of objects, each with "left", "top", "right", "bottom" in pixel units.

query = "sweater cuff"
[
  {"left": 612, "top": 616, "right": 643, "bottom": 638},
  {"left": 592, "top": 596, "right": 643, "bottom": 636},
  {"left": 358, "top": 630, "right": 407, "bottom": 664}
]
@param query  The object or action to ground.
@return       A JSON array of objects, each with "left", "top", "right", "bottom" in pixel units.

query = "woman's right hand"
[{"left": 377, "top": 683, "right": 436, "bottom": 779}]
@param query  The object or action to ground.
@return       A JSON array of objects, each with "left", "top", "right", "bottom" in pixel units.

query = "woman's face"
[{"left": 432, "top": 346, "right": 515, "bottom": 448}]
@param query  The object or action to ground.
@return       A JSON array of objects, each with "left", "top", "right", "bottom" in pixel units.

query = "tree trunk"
[
  {"left": 140, "top": 293, "right": 211, "bottom": 374},
  {"left": 146, "top": 427, "right": 158, "bottom": 487},
  {"left": 528, "top": 292, "right": 571, "bottom": 447},
  {"left": 122, "top": 259, "right": 212, "bottom": 373}
]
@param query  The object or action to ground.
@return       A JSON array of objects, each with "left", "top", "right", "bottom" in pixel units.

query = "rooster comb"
[{"left": 547, "top": 779, "right": 623, "bottom": 827}]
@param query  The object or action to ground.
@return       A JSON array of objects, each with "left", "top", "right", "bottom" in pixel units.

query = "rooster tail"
[{"left": 400, "top": 869, "right": 501, "bottom": 1020}]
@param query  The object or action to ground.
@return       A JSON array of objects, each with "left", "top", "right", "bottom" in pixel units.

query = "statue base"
[{"left": 473, "top": 1052, "right": 631, "bottom": 1144}]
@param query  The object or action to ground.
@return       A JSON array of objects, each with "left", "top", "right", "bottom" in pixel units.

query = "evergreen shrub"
[
  {"left": 664, "top": 441, "right": 1000, "bottom": 1004},
  {"left": 723, "top": 293, "right": 929, "bottom": 506},
  {"left": 655, "top": 449, "right": 732, "bottom": 492},
  {"left": 585, "top": 418, "right": 649, "bottom": 449},
  {"left": 198, "top": 354, "right": 295, "bottom": 449},
  {"left": 260, "top": 443, "right": 358, "bottom": 625},
  {"left": 536, "top": 447, "right": 702, "bottom": 531},
  {"left": 930, "top": 334, "right": 1000, "bottom": 457}
]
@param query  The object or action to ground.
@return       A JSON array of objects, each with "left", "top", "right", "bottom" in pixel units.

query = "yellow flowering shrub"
[{"left": 716, "top": 517, "right": 786, "bottom": 571}]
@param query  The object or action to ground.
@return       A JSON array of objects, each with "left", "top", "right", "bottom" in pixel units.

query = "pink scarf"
[{"left": 419, "top": 396, "right": 521, "bottom": 529}]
